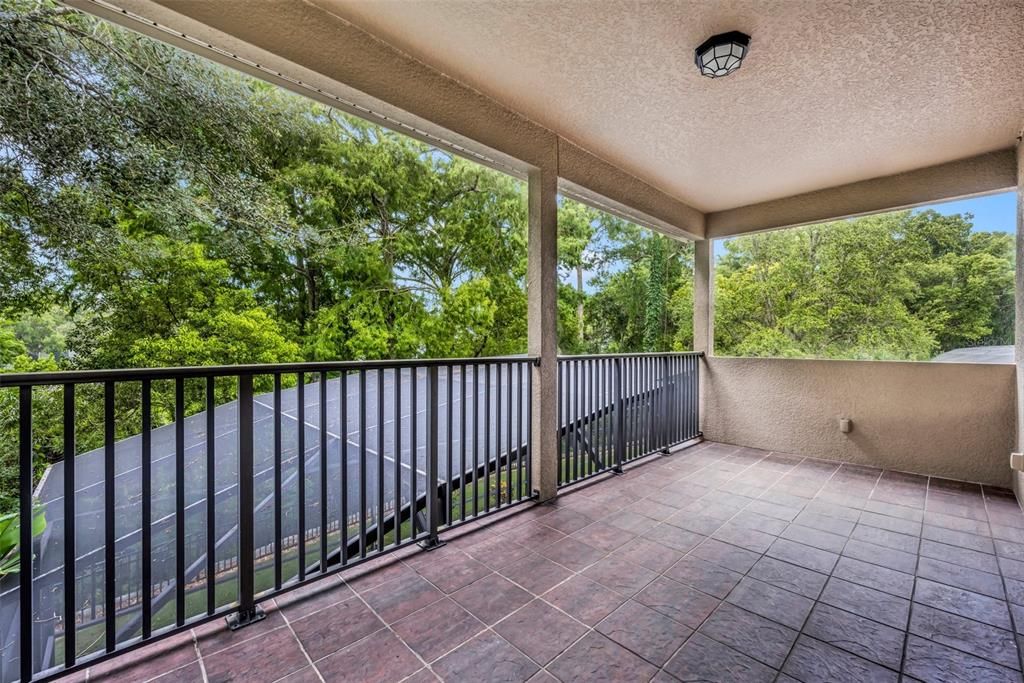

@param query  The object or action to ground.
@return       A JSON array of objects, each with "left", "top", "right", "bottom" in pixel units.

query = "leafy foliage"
[
  {"left": 0, "top": 503, "right": 45, "bottom": 575},
  {"left": 715, "top": 211, "right": 1014, "bottom": 360}
]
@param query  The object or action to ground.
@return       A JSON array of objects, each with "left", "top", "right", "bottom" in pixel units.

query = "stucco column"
[
  {"left": 528, "top": 167, "right": 559, "bottom": 501},
  {"left": 1014, "top": 137, "right": 1024, "bottom": 500},
  {"left": 693, "top": 239, "right": 714, "bottom": 355}
]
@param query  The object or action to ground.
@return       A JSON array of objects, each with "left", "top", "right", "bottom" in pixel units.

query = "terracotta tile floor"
[{"left": 61, "top": 441, "right": 1024, "bottom": 682}]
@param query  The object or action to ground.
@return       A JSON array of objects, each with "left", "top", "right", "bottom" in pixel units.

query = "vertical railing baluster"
[
  {"left": 613, "top": 358, "right": 624, "bottom": 473},
  {"left": 495, "top": 364, "right": 502, "bottom": 508},
  {"left": 358, "top": 369, "right": 367, "bottom": 555},
  {"left": 505, "top": 363, "right": 513, "bottom": 503},
  {"left": 686, "top": 356, "right": 693, "bottom": 440},
  {"left": 526, "top": 361, "right": 533, "bottom": 497},
  {"left": 584, "top": 360, "right": 591, "bottom": 476},
  {"left": 677, "top": 356, "right": 684, "bottom": 443},
  {"left": 19, "top": 386, "right": 33, "bottom": 682},
  {"left": 516, "top": 362, "right": 524, "bottom": 500},
  {"left": 556, "top": 360, "right": 563, "bottom": 486},
  {"left": 632, "top": 359, "right": 639, "bottom": 458},
  {"left": 484, "top": 364, "right": 491, "bottom": 512},
  {"left": 670, "top": 357, "right": 677, "bottom": 445},
  {"left": 638, "top": 360, "right": 647, "bottom": 456},
  {"left": 205, "top": 377, "right": 216, "bottom": 615},
  {"left": 62, "top": 384, "right": 76, "bottom": 668},
  {"left": 631, "top": 358, "right": 639, "bottom": 460},
  {"left": 447, "top": 366, "right": 454, "bottom": 522},
  {"left": 471, "top": 365, "right": 479, "bottom": 518},
  {"left": 572, "top": 360, "right": 580, "bottom": 482},
  {"left": 376, "top": 369, "right": 384, "bottom": 553},
  {"left": 684, "top": 356, "right": 690, "bottom": 441},
  {"left": 228, "top": 374, "right": 264, "bottom": 629},
  {"left": 340, "top": 372, "right": 349, "bottom": 564},
  {"left": 644, "top": 358, "right": 650, "bottom": 454},
  {"left": 297, "top": 374, "right": 306, "bottom": 579},
  {"left": 597, "top": 360, "right": 603, "bottom": 470},
  {"left": 460, "top": 366, "right": 467, "bottom": 520},
  {"left": 694, "top": 355, "right": 701, "bottom": 439},
  {"left": 104, "top": 381, "right": 117, "bottom": 650},
  {"left": 273, "top": 374, "right": 283, "bottom": 590},
  {"left": 644, "top": 357, "right": 651, "bottom": 455},
  {"left": 141, "top": 380, "right": 152, "bottom": 640},
  {"left": 581, "top": 360, "right": 589, "bottom": 479},
  {"left": 393, "top": 368, "right": 402, "bottom": 545},
  {"left": 321, "top": 372, "right": 330, "bottom": 567},
  {"left": 687, "top": 355, "right": 693, "bottom": 440},
  {"left": 410, "top": 369, "right": 418, "bottom": 539},
  {"left": 605, "top": 360, "right": 610, "bottom": 467},
  {"left": 621, "top": 359, "right": 628, "bottom": 462},
  {"left": 419, "top": 366, "right": 443, "bottom": 550},
  {"left": 589, "top": 360, "right": 596, "bottom": 475}
]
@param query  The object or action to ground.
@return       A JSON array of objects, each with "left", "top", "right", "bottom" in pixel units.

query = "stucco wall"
[{"left": 701, "top": 356, "right": 1016, "bottom": 488}]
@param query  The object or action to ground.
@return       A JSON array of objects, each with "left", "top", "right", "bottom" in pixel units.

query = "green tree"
[{"left": 714, "top": 211, "right": 1013, "bottom": 360}]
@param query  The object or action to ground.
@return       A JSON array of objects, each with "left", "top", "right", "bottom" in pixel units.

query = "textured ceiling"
[{"left": 313, "top": 0, "right": 1024, "bottom": 212}]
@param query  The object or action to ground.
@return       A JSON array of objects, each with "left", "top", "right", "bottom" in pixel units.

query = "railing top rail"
[
  {"left": 0, "top": 351, "right": 705, "bottom": 387},
  {"left": 0, "top": 355, "right": 541, "bottom": 387},
  {"left": 556, "top": 351, "right": 705, "bottom": 360}
]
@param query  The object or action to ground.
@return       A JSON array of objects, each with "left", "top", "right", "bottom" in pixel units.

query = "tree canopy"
[{"left": 715, "top": 211, "right": 1014, "bottom": 360}]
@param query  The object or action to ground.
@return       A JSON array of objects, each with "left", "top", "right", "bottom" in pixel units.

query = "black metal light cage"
[{"left": 694, "top": 31, "right": 751, "bottom": 78}]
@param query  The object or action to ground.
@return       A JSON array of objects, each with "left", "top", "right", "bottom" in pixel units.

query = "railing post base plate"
[
  {"left": 226, "top": 605, "right": 267, "bottom": 631},
  {"left": 417, "top": 537, "right": 447, "bottom": 552}
]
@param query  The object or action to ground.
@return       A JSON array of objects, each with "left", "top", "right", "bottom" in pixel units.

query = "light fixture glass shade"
[{"left": 695, "top": 31, "right": 751, "bottom": 78}]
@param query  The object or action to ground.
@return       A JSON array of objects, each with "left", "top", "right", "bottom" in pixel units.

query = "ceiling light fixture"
[{"left": 694, "top": 31, "right": 751, "bottom": 78}]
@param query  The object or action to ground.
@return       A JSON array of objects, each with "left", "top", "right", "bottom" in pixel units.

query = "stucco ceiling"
[{"left": 312, "top": 0, "right": 1024, "bottom": 213}]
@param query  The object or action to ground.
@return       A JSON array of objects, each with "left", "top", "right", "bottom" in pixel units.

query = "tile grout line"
[
  {"left": 416, "top": 442, "right": 748, "bottom": 679},
  {"left": 695, "top": 451, "right": 854, "bottom": 676},
  {"left": 276, "top": 598, "right": 327, "bottom": 683},
  {"left": 763, "top": 453, "right": 865, "bottom": 682},
  {"left": 402, "top": 442, "right": 744, "bottom": 679},
  {"left": 191, "top": 629, "right": 210, "bottom": 683},
  {"left": 895, "top": 474, "right": 927, "bottom": 678},
  {"left": 646, "top": 447, "right": 815, "bottom": 679},
  {"left": 532, "top": 443, "right": 768, "bottom": 677},
  {"left": 340, "top": 574, "right": 443, "bottom": 680},
  {"left": 981, "top": 477, "right": 1024, "bottom": 675}
]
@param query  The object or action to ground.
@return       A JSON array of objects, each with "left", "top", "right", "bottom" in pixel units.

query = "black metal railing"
[
  {"left": 557, "top": 352, "right": 702, "bottom": 487},
  {"left": 0, "top": 357, "right": 535, "bottom": 682},
  {"left": 0, "top": 351, "right": 702, "bottom": 682}
]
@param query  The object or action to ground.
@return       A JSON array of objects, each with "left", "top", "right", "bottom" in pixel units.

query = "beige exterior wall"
[{"left": 702, "top": 356, "right": 1016, "bottom": 488}]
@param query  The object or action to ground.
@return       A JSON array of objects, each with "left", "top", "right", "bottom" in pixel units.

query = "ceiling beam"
[
  {"left": 557, "top": 140, "right": 703, "bottom": 240},
  {"left": 73, "top": 0, "right": 705, "bottom": 239},
  {"left": 706, "top": 149, "right": 1017, "bottom": 238}
]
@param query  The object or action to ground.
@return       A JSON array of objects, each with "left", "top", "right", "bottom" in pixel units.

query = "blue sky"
[{"left": 915, "top": 191, "right": 1016, "bottom": 233}]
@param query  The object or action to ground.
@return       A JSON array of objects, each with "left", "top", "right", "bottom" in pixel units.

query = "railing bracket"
[
  {"left": 417, "top": 537, "right": 447, "bottom": 551},
  {"left": 225, "top": 605, "right": 266, "bottom": 631}
]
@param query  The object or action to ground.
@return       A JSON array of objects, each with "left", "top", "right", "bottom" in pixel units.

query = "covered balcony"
[{"left": 2, "top": 0, "right": 1024, "bottom": 682}]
